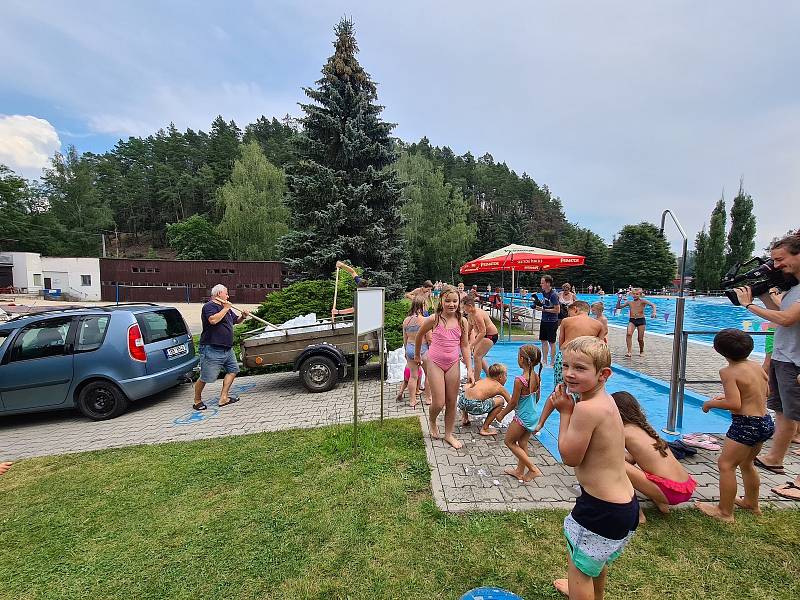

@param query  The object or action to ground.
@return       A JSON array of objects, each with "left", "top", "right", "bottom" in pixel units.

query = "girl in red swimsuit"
[{"left": 414, "top": 286, "right": 474, "bottom": 449}]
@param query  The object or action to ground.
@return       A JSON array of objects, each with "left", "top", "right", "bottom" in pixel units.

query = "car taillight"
[{"left": 128, "top": 324, "right": 147, "bottom": 362}]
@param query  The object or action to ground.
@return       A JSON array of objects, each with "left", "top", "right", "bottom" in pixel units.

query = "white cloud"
[{"left": 0, "top": 115, "right": 61, "bottom": 179}]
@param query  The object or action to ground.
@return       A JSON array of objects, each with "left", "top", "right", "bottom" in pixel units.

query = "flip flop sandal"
[
  {"left": 192, "top": 402, "right": 207, "bottom": 411},
  {"left": 219, "top": 397, "right": 240, "bottom": 407},
  {"left": 753, "top": 457, "right": 785, "bottom": 474},
  {"left": 771, "top": 481, "right": 800, "bottom": 500}
]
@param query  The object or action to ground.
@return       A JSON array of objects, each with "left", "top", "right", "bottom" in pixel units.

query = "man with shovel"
[{"left": 193, "top": 283, "right": 250, "bottom": 411}]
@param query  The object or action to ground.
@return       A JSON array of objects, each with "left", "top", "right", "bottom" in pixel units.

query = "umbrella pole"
[
  {"left": 509, "top": 268, "right": 515, "bottom": 341},
  {"left": 499, "top": 270, "right": 504, "bottom": 340}
]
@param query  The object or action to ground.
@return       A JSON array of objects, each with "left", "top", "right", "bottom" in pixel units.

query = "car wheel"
[
  {"left": 77, "top": 381, "right": 129, "bottom": 420},
  {"left": 300, "top": 355, "right": 339, "bottom": 393}
]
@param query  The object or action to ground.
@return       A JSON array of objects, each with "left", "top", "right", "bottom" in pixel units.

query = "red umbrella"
[
  {"left": 459, "top": 244, "right": 585, "bottom": 274},
  {"left": 460, "top": 244, "right": 585, "bottom": 339}
]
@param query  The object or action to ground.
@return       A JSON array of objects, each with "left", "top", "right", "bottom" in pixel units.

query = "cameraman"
[{"left": 735, "top": 232, "right": 800, "bottom": 494}]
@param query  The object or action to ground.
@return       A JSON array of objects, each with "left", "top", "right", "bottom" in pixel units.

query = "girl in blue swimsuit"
[
  {"left": 496, "top": 344, "right": 543, "bottom": 482},
  {"left": 402, "top": 296, "right": 431, "bottom": 407}
]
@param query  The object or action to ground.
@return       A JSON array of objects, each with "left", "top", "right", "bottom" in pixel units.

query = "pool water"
[
  {"left": 484, "top": 342, "right": 731, "bottom": 462},
  {"left": 501, "top": 293, "right": 769, "bottom": 353}
]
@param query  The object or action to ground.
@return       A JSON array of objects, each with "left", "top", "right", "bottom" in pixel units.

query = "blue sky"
[{"left": 1, "top": 1, "right": 798, "bottom": 252}]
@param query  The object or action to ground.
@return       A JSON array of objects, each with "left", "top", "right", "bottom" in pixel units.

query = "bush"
[
  {"left": 384, "top": 299, "right": 409, "bottom": 350},
  {"left": 253, "top": 279, "right": 355, "bottom": 325}
]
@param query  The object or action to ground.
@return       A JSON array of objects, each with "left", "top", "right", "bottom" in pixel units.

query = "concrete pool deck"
[{"left": 1, "top": 326, "right": 798, "bottom": 513}]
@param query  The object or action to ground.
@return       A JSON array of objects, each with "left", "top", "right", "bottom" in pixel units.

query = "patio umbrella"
[
  {"left": 459, "top": 244, "right": 585, "bottom": 338},
  {"left": 459, "top": 243, "right": 585, "bottom": 275}
]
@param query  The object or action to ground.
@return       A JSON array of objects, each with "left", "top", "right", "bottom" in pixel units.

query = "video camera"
[{"left": 721, "top": 257, "right": 798, "bottom": 305}]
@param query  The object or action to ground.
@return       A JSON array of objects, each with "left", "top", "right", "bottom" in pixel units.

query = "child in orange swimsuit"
[
  {"left": 612, "top": 391, "right": 696, "bottom": 523},
  {"left": 414, "top": 285, "right": 473, "bottom": 449}
]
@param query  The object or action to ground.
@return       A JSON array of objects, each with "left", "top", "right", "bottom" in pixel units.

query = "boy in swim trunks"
[
  {"left": 458, "top": 363, "right": 511, "bottom": 435},
  {"left": 591, "top": 301, "right": 609, "bottom": 342},
  {"left": 695, "top": 328, "right": 774, "bottom": 523},
  {"left": 551, "top": 336, "right": 639, "bottom": 599},
  {"left": 617, "top": 288, "right": 656, "bottom": 357}
]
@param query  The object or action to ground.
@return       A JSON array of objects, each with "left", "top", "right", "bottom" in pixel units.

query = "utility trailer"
[{"left": 240, "top": 316, "right": 380, "bottom": 392}]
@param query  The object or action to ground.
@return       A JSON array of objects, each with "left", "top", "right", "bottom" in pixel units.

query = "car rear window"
[{"left": 135, "top": 309, "right": 187, "bottom": 344}]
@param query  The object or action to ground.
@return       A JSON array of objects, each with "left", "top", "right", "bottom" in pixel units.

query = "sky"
[{"left": 1, "top": 0, "right": 798, "bottom": 253}]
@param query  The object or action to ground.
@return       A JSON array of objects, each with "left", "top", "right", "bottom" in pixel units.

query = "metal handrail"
[
  {"left": 671, "top": 327, "right": 772, "bottom": 429},
  {"left": 660, "top": 209, "right": 688, "bottom": 434}
]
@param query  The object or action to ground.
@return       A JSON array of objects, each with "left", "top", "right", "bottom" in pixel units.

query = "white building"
[{"left": 0, "top": 252, "right": 101, "bottom": 301}]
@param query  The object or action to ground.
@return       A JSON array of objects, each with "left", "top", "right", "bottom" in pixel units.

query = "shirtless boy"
[
  {"left": 458, "top": 363, "right": 511, "bottom": 435},
  {"left": 696, "top": 329, "right": 774, "bottom": 523},
  {"left": 535, "top": 302, "right": 606, "bottom": 432},
  {"left": 404, "top": 280, "right": 434, "bottom": 313},
  {"left": 591, "top": 302, "right": 609, "bottom": 342},
  {"left": 462, "top": 296, "right": 499, "bottom": 379},
  {"left": 618, "top": 288, "right": 657, "bottom": 357},
  {"left": 551, "top": 336, "right": 639, "bottom": 599}
]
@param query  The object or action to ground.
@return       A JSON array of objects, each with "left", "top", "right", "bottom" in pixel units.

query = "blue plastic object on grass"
[{"left": 460, "top": 587, "right": 524, "bottom": 600}]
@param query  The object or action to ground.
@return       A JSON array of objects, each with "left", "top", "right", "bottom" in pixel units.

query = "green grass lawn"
[{"left": 1, "top": 419, "right": 798, "bottom": 600}]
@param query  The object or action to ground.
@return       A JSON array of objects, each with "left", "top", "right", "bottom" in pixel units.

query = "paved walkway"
[
  {"left": 2, "top": 328, "right": 798, "bottom": 513},
  {"left": 0, "top": 364, "right": 416, "bottom": 461}
]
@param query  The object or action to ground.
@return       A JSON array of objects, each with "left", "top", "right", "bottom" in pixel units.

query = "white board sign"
[{"left": 355, "top": 287, "right": 384, "bottom": 335}]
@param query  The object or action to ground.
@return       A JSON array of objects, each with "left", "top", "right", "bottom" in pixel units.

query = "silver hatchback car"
[{"left": 0, "top": 304, "right": 198, "bottom": 420}]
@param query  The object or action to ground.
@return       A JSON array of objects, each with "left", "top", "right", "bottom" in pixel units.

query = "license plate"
[{"left": 165, "top": 343, "right": 188, "bottom": 358}]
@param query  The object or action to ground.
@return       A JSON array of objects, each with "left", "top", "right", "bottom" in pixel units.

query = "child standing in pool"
[
  {"left": 495, "top": 345, "right": 543, "bottom": 482},
  {"left": 401, "top": 296, "right": 432, "bottom": 407},
  {"left": 617, "top": 288, "right": 657, "bottom": 357},
  {"left": 551, "top": 336, "right": 639, "bottom": 599},
  {"left": 415, "top": 286, "right": 474, "bottom": 449},
  {"left": 612, "top": 391, "right": 697, "bottom": 523},
  {"left": 696, "top": 328, "right": 774, "bottom": 523}
]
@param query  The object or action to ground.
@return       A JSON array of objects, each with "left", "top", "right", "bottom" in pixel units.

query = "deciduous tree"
[{"left": 217, "top": 141, "right": 289, "bottom": 260}]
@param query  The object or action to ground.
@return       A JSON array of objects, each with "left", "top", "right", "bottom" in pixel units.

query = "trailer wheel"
[{"left": 300, "top": 355, "right": 339, "bottom": 392}]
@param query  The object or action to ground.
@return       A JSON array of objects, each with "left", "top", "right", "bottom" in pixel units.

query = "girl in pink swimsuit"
[
  {"left": 612, "top": 391, "right": 697, "bottom": 522},
  {"left": 414, "top": 286, "right": 473, "bottom": 449}
]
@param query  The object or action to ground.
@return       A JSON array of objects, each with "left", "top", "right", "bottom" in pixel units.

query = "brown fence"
[{"left": 99, "top": 259, "right": 286, "bottom": 304}]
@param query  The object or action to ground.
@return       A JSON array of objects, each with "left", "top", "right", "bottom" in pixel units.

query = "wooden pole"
[{"left": 332, "top": 267, "right": 341, "bottom": 322}]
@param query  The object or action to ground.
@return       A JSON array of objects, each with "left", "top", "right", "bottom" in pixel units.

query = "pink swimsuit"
[{"left": 427, "top": 319, "right": 462, "bottom": 372}]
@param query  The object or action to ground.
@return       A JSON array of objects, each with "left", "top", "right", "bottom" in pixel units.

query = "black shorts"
[
  {"left": 629, "top": 317, "right": 646, "bottom": 328},
  {"left": 539, "top": 320, "right": 559, "bottom": 343},
  {"left": 485, "top": 333, "right": 499, "bottom": 344}
]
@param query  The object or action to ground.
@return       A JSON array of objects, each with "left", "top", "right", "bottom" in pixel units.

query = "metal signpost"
[{"left": 352, "top": 287, "right": 385, "bottom": 451}]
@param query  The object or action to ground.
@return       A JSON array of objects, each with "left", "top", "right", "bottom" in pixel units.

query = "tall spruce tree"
[
  {"left": 279, "top": 18, "right": 407, "bottom": 295},
  {"left": 726, "top": 179, "right": 757, "bottom": 270},
  {"left": 694, "top": 226, "right": 712, "bottom": 291},
  {"left": 706, "top": 197, "right": 727, "bottom": 290}
]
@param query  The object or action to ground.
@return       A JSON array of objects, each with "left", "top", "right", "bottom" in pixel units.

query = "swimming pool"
[
  {"left": 484, "top": 341, "right": 731, "bottom": 462},
  {"left": 501, "top": 293, "right": 769, "bottom": 353}
]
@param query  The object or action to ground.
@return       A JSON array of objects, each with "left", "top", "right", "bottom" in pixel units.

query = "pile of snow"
[
  {"left": 385, "top": 347, "right": 406, "bottom": 383},
  {"left": 249, "top": 313, "right": 350, "bottom": 340}
]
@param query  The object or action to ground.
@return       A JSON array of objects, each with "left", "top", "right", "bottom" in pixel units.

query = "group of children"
[{"left": 396, "top": 283, "right": 778, "bottom": 598}]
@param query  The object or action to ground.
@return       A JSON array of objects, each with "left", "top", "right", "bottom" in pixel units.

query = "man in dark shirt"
[
  {"left": 192, "top": 284, "right": 249, "bottom": 410},
  {"left": 539, "top": 275, "right": 562, "bottom": 367}
]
